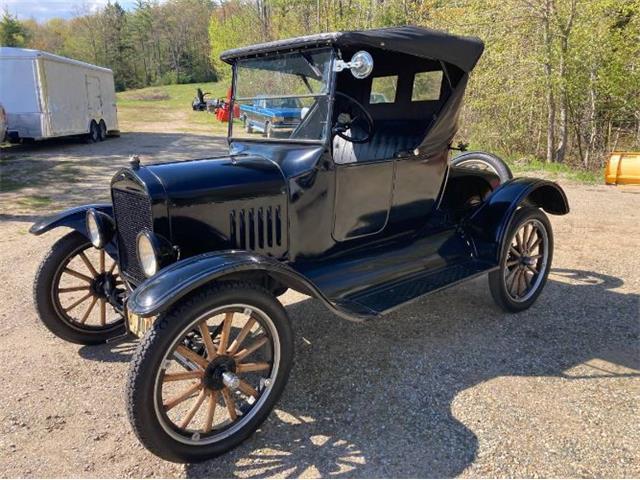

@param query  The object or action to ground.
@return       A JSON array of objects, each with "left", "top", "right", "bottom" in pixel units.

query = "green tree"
[{"left": 0, "top": 9, "right": 29, "bottom": 47}]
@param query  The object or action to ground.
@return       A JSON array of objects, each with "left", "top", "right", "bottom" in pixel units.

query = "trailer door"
[{"left": 86, "top": 75, "right": 103, "bottom": 120}]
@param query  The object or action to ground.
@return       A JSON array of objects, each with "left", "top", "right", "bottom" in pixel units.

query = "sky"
[{"left": 1, "top": 0, "right": 140, "bottom": 21}]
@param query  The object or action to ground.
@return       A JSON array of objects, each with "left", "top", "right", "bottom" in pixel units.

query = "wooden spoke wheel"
[
  {"left": 54, "top": 244, "right": 123, "bottom": 329},
  {"left": 157, "top": 306, "right": 276, "bottom": 441},
  {"left": 34, "top": 231, "right": 126, "bottom": 344},
  {"left": 489, "top": 207, "right": 554, "bottom": 312},
  {"left": 503, "top": 218, "right": 548, "bottom": 301},
  {"left": 126, "top": 282, "right": 293, "bottom": 463}
]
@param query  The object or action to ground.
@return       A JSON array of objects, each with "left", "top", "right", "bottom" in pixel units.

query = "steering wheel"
[{"left": 333, "top": 92, "right": 374, "bottom": 144}]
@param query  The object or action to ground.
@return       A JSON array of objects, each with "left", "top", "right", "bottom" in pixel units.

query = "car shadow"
[
  {"left": 78, "top": 336, "right": 137, "bottom": 363},
  {"left": 0, "top": 131, "right": 226, "bottom": 160},
  {"left": 1, "top": 132, "right": 227, "bottom": 214},
  {"left": 181, "top": 268, "right": 638, "bottom": 478}
]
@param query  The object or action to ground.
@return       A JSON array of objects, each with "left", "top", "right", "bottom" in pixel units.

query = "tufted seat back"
[{"left": 332, "top": 120, "right": 424, "bottom": 164}]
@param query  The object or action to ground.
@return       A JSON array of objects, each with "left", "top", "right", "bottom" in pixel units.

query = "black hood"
[
  {"left": 144, "top": 154, "right": 288, "bottom": 258},
  {"left": 145, "top": 154, "right": 286, "bottom": 205}
]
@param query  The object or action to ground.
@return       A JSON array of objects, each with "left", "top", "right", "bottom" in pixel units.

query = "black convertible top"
[{"left": 220, "top": 26, "right": 484, "bottom": 73}]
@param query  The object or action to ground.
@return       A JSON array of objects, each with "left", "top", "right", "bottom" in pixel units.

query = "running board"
[{"left": 342, "top": 260, "right": 496, "bottom": 316}]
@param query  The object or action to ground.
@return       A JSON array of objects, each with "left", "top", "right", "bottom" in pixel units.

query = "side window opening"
[
  {"left": 370, "top": 75, "right": 398, "bottom": 104},
  {"left": 412, "top": 71, "right": 443, "bottom": 102}
]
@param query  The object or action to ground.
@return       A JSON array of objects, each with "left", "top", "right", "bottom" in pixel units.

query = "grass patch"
[
  {"left": 17, "top": 195, "right": 52, "bottom": 208},
  {"left": 510, "top": 158, "right": 601, "bottom": 184},
  {"left": 117, "top": 82, "right": 228, "bottom": 109},
  {"left": 119, "top": 89, "right": 170, "bottom": 101},
  {"left": 117, "top": 82, "right": 230, "bottom": 135}
]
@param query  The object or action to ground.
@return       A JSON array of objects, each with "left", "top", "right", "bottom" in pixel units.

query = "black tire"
[
  {"left": 263, "top": 121, "right": 271, "bottom": 138},
  {"left": 87, "top": 121, "right": 99, "bottom": 143},
  {"left": 245, "top": 121, "right": 253, "bottom": 134},
  {"left": 33, "top": 231, "right": 125, "bottom": 345},
  {"left": 451, "top": 151, "right": 513, "bottom": 184},
  {"left": 126, "top": 281, "right": 294, "bottom": 463},
  {"left": 488, "top": 207, "right": 554, "bottom": 312},
  {"left": 98, "top": 120, "right": 107, "bottom": 141}
]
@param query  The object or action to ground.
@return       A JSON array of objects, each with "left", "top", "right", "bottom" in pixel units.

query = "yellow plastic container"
[{"left": 604, "top": 151, "right": 640, "bottom": 185}]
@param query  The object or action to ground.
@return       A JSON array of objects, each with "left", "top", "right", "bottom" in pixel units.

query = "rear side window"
[
  {"left": 412, "top": 71, "right": 443, "bottom": 101},
  {"left": 370, "top": 75, "right": 398, "bottom": 104}
]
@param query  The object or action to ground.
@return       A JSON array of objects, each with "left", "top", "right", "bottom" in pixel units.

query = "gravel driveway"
[{"left": 1, "top": 136, "right": 638, "bottom": 478}]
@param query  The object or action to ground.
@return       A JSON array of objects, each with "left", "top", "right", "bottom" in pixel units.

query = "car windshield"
[{"left": 232, "top": 49, "right": 333, "bottom": 142}]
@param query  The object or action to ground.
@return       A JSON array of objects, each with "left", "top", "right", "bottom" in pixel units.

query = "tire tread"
[
  {"left": 488, "top": 207, "right": 554, "bottom": 312},
  {"left": 33, "top": 231, "right": 124, "bottom": 345},
  {"left": 126, "top": 281, "right": 293, "bottom": 463}
]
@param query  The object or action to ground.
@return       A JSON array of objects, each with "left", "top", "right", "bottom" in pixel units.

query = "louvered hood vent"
[{"left": 229, "top": 202, "right": 287, "bottom": 257}]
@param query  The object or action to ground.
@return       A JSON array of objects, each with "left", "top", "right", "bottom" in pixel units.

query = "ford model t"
[{"left": 30, "top": 26, "right": 569, "bottom": 462}]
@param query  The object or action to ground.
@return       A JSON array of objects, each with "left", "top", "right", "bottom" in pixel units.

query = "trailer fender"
[
  {"left": 467, "top": 178, "right": 569, "bottom": 262},
  {"left": 127, "top": 250, "right": 372, "bottom": 321}
]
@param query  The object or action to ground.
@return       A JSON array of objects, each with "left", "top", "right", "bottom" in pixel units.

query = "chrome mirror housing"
[{"left": 334, "top": 50, "right": 374, "bottom": 79}]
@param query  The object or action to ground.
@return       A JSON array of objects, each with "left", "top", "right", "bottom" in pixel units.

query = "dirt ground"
[{"left": 0, "top": 133, "right": 639, "bottom": 478}]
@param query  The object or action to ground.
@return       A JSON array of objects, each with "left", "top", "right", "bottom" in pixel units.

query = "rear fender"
[
  {"left": 127, "top": 251, "right": 370, "bottom": 321},
  {"left": 467, "top": 178, "right": 569, "bottom": 262},
  {"left": 29, "top": 204, "right": 118, "bottom": 258}
]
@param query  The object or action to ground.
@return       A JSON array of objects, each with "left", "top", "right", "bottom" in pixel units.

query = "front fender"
[
  {"left": 467, "top": 177, "right": 569, "bottom": 262},
  {"left": 127, "top": 251, "right": 372, "bottom": 321},
  {"left": 29, "top": 204, "right": 118, "bottom": 259},
  {"left": 29, "top": 204, "right": 112, "bottom": 237}
]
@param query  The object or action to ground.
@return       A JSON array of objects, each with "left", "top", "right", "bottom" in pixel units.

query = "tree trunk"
[
  {"left": 554, "top": 31, "right": 569, "bottom": 163},
  {"left": 542, "top": 1, "right": 555, "bottom": 164},
  {"left": 584, "top": 68, "right": 597, "bottom": 168}
]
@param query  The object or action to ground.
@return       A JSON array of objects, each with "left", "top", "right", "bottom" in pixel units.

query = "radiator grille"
[
  {"left": 112, "top": 188, "right": 153, "bottom": 283},
  {"left": 229, "top": 204, "right": 285, "bottom": 256}
]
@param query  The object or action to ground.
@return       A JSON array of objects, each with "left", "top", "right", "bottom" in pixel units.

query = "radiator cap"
[{"left": 129, "top": 154, "right": 141, "bottom": 169}]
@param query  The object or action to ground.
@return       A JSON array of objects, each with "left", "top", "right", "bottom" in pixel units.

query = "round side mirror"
[{"left": 350, "top": 51, "right": 373, "bottom": 79}]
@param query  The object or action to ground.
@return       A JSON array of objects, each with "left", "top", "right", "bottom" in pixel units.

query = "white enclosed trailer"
[{"left": 0, "top": 47, "right": 119, "bottom": 142}]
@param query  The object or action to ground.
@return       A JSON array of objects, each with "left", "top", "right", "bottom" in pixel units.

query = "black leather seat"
[{"left": 333, "top": 120, "right": 423, "bottom": 164}]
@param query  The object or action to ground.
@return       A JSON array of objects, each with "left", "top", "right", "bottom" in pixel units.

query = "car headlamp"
[
  {"left": 136, "top": 231, "right": 176, "bottom": 278},
  {"left": 85, "top": 209, "right": 115, "bottom": 248},
  {"left": 137, "top": 231, "right": 158, "bottom": 277}
]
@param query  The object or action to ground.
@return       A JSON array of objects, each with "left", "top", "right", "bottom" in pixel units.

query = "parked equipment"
[
  {"left": 214, "top": 88, "right": 240, "bottom": 122},
  {"left": 0, "top": 47, "right": 119, "bottom": 143},
  {"left": 191, "top": 88, "right": 212, "bottom": 111},
  {"left": 604, "top": 151, "right": 640, "bottom": 185}
]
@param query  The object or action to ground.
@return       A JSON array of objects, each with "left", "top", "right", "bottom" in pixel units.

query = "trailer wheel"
[
  {"left": 98, "top": 120, "right": 107, "bottom": 141},
  {"left": 87, "top": 121, "right": 100, "bottom": 143}
]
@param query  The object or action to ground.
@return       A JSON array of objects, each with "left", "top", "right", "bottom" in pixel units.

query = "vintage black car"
[{"left": 30, "top": 26, "right": 569, "bottom": 463}]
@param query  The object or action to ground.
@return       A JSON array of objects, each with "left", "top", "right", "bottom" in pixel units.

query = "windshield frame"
[{"left": 228, "top": 47, "right": 337, "bottom": 146}]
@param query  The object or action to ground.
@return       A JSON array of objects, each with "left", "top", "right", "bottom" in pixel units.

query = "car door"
[
  {"left": 387, "top": 70, "right": 450, "bottom": 229},
  {"left": 331, "top": 74, "right": 398, "bottom": 242},
  {"left": 331, "top": 138, "right": 395, "bottom": 241}
]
